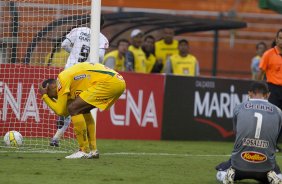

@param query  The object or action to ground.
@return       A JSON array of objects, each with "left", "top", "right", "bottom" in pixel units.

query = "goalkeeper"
[
  {"left": 39, "top": 62, "right": 125, "bottom": 159},
  {"left": 49, "top": 15, "right": 109, "bottom": 147}
]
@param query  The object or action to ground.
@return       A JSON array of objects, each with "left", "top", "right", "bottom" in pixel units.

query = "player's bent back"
[{"left": 58, "top": 62, "right": 126, "bottom": 110}]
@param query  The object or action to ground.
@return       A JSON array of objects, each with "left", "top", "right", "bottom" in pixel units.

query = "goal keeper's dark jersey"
[{"left": 231, "top": 99, "right": 282, "bottom": 172}]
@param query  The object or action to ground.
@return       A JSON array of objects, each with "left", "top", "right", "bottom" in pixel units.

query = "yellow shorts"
[{"left": 79, "top": 74, "right": 126, "bottom": 110}]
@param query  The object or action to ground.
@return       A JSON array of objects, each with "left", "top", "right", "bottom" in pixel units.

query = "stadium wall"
[{"left": 0, "top": 64, "right": 252, "bottom": 141}]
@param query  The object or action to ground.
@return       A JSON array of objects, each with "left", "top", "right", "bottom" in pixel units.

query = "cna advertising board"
[
  {"left": 97, "top": 72, "right": 165, "bottom": 140},
  {"left": 0, "top": 64, "right": 165, "bottom": 140}
]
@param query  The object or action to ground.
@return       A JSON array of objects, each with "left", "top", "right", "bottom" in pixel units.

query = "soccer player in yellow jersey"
[{"left": 39, "top": 62, "right": 126, "bottom": 159}]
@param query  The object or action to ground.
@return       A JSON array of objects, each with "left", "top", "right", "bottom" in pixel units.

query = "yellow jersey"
[
  {"left": 103, "top": 50, "right": 125, "bottom": 71},
  {"left": 145, "top": 53, "right": 157, "bottom": 73},
  {"left": 42, "top": 62, "right": 124, "bottom": 115},
  {"left": 170, "top": 54, "right": 198, "bottom": 76},
  {"left": 44, "top": 49, "right": 69, "bottom": 67},
  {"left": 128, "top": 45, "right": 146, "bottom": 73},
  {"left": 155, "top": 39, "right": 178, "bottom": 71},
  {"left": 58, "top": 62, "right": 118, "bottom": 100}
]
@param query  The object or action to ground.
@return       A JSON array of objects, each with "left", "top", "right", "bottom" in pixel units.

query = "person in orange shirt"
[{"left": 257, "top": 28, "right": 282, "bottom": 152}]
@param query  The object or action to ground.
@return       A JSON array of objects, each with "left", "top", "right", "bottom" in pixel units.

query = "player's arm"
[
  {"left": 277, "top": 108, "right": 282, "bottom": 136},
  {"left": 61, "top": 29, "right": 77, "bottom": 53},
  {"left": 99, "top": 33, "right": 109, "bottom": 63},
  {"left": 42, "top": 94, "right": 69, "bottom": 116},
  {"left": 99, "top": 48, "right": 106, "bottom": 63},
  {"left": 256, "top": 69, "right": 265, "bottom": 80},
  {"left": 232, "top": 104, "right": 241, "bottom": 134},
  {"left": 39, "top": 82, "right": 69, "bottom": 116},
  {"left": 61, "top": 38, "right": 73, "bottom": 53}
]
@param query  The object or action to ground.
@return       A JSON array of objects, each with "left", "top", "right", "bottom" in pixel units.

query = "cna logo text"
[
  {"left": 0, "top": 81, "right": 40, "bottom": 123},
  {"left": 109, "top": 89, "right": 158, "bottom": 128}
]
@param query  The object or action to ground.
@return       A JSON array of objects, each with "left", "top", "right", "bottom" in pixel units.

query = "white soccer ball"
[{"left": 4, "top": 130, "right": 23, "bottom": 147}]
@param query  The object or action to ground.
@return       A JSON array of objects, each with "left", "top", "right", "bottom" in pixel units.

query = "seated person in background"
[
  {"left": 39, "top": 62, "right": 125, "bottom": 159},
  {"left": 44, "top": 45, "right": 69, "bottom": 67},
  {"left": 216, "top": 81, "right": 282, "bottom": 184},
  {"left": 103, "top": 39, "right": 129, "bottom": 71},
  {"left": 155, "top": 28, "right": 178, "bottom": 72},
  {"left": 250, "top": 42, "right": 267, "bottom": 80},
  {"left": 164, "top": 39, "right": 199, "bottom": 76},
  {"left": 142, "top": 35, "right": 162, "bottom": 73},
  {"left": 125, "top": 29, "right": 147, "bottom": 73}
]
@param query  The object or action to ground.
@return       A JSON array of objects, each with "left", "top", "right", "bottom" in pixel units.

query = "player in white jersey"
[
  {"left": 50, "top": 16, "right": 109, "bottom": 147},
  {"left": 62, "top": 28, "right": 109, "bottom": 69}
]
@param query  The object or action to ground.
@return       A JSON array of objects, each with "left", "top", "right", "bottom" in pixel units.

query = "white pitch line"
[
  {"left": 0, "top": 150, "right": 230, "bottom": 157},
  {"left": 2, "top": 151, "right": 282, "bottom": 158},
  {"left": 0, "top": 150, "right": 69, "bottom": 153},
  {"left": 103, "top": 152, "right": 231, "bottom": 157}
]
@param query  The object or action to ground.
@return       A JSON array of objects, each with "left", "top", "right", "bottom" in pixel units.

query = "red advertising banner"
[
  {"left": 97, "top": 72, "right": 165, "bottom": 140},
  {"left": 0, "top": 64, "right": 62, "bottom": 137},
  {"left": 0, "top": 64, "right": 165, "bottom": 140}
]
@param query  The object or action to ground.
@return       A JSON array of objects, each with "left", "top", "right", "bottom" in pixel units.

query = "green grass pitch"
[{"left": 0, "top": 140, "right": 281, "bottom": 184}]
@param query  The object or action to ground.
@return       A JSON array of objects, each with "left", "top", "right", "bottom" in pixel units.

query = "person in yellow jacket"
[
  {"left": 125, "top": 29, "right": 147, "bottom": 73},
  {"left": 164, "top": 39, "right": 200, "bottom": 76},
  {"left": 39, "top": 62, "right": 125, "bottom": 159},
  {"left": 155, "top": 28, "right": 179, "bottom": 72},
  {"left": 103, "top": 39, "right": 129, "bottom": 71},
  {"left": 142, "top": 35, "right": 162, "bottom": 73},
  {"left": 44, "top": 47, "right": 69, "bottom": 67}
]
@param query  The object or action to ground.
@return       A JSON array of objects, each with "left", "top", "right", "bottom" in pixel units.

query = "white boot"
[
  {"left": 65, "top": 151, "right": 89, "bottom": 159},
  {"left": 88, "top": 150, "right": 99, "bottom": 159},
  {"left": 223, "top": 167, "right": 235, "bottom": 184},
  {"left": 267, "top": 171, "right": 282, "bottom": 184}
]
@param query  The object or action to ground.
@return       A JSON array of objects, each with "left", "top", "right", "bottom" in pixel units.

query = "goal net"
[{"left": 0, "top": 0, "right": 94, "bottom": 152}]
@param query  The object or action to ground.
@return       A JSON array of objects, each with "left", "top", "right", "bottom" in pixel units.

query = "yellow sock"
[
  {"left": 71, "top": 114, "right": 90, "bottom": 153},
  {"left": 83, "top": 113, "right": 97, "bottom": 151}
]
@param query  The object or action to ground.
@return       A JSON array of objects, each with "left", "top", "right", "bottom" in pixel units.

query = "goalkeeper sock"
[
  {"left": 53, "top": 116, "right": 71, "bottom": 140},
  {"left": 53, "top": 129, "right": 63, "bottom": 140},
  {"left": 71, "top": 114, "right": 90, "bottom": 153},
  {"left": 60, "top": 116, "right": 71, "bottom": 134},
  {"left": 83, "top": 113, "right": 97, "bottom": 151}
]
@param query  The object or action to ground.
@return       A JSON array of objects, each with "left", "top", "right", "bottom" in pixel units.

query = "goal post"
[
  {"left": 90, "top": 0, "right": 101, "bottom": 64},
  {"left": 0, "top": 0, "right": 100, "bottom": 152}
]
